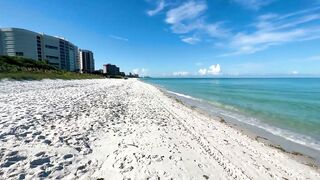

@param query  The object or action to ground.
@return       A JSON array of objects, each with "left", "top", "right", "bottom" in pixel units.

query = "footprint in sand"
[
  {"left": 7, "top": 151, "right": 19, "bottom": 156},
  {"left": 37, "top": 135, "right": 45, "bottom": 140},
  {"left": 1, "top": 154, "right": 27, "bottom": 168},
  {"left": 38, "top": 170, "right": 51, "bottom": 178},
  {"left": 35, "top": 151, "right": 46, "bottom": 157},
  {"left": 30, "top": 157, "right": 50, "bottom": 168},
  {"left": 43, "top": 139, "right": 52, "bottom": 145},
  {"left": 63, "top": 154, "right": 73, "bottom": 160}
]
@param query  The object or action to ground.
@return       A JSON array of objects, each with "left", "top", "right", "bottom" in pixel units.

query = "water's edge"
[{"left": 143, "top": 80, "right": 320, "bottom": 167}]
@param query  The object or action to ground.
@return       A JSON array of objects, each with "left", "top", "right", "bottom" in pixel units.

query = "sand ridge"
[{"left": 0, "top": 79, "right": 319, "bottom": 179}]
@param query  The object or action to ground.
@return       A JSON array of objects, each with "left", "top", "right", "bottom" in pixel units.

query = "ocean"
[{"left": 142, "top": 78, "right": 320, "bottom": 152}]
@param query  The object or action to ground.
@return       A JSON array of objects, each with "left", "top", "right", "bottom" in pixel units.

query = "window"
[
  {"left": 15, "top": 52, "right": 24, "bottom": 56},
  {"left": 5, "top": 40, "right": 14, "bottom": 45},
  {"left": 45, "top": 45, "right": 58, "bottom": 50},
  {"left": 46, "top": 55, "right": 59, "bottom": 59}
]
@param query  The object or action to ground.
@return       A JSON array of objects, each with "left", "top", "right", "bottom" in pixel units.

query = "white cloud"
[
  {"left": 165, "top": 1, "right": 206, "bottom": 24},
  {"left": 233, "top": 0, "right": 274, "bottom": 10},
  {"left": 148, "top": 1, "right": 228, "bottom": 44},
  {"left": 222, "top": 7, "right": 320, "bottom": 56},
  {"left": 291, "top": 70, "right": 299, "bottom": 75},
  {"left": 235, "top": 30, "right": 305, "bottom": 45},
  {"left": 207, "top": 64, "right": 221, "bottom": 75},
  {"left": 145, "top": 1, "right": 229, "bottom": 45},
  {"left": 255, "top": 12, "right": 320, "bottom": 32},
  {"left": 132, "top": 68, "right": 148, "bottom": 76},
  {"left": 227, "top": 29, "right": 306, "bottom": 55},
  {"left": 109, "top": 35, "right": 128, "bottom": 42},
  {"left": 198, "top": 64, "right": 221, "bottom": 76},
  {"left": 181, "top": 37, "right": 200, "bottom": 44},
  {"left": 198, "top": 68, "right": 207, "bottom": 75},
  {"left": 146, "top": 1, "right": 320, "bottom": 54},
  {"left": 279, "top": 6, "right": 320, "bottom": 20},
  {"left": 170, "top": 19, "right": 202, "bottom": 34},
  {"left": 173, "top": 71, "right": 189, "bottom": 76},
  {"left": 147, "top": 0, "right": 165, "bottom": 16},
  {"left": 203, "top": 22, "right": 228, "bottom": 37}
]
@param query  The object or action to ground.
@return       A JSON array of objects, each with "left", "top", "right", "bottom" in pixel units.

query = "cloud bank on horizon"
[
  {"left": 199, "top": 64, "right": 221, "bottom": 76},
  {"left": 171, "top": 64, "right": 221, "bottom": 77},
  {"left": 172, "top": 71, "right": 190, "bottom": 76},
  {"left": 133, "top": 68, "right": 149, "bottom": 76}
]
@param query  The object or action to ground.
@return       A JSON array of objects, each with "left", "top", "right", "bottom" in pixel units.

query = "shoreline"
[
  {"left": 149, "top": 82, "right": 320, "bottom": 167},
  {"left": 0, "top": 78, "right": 319, "bottom": 179}
]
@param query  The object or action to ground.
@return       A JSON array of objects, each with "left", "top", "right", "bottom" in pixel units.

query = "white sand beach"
[{"left": 0, "top": 78, "right": 319, "bottom": 179}]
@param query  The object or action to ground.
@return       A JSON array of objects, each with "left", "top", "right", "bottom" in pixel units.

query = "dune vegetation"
[{"left": 0, "top": 56, "right": 104, "bottom": 80}]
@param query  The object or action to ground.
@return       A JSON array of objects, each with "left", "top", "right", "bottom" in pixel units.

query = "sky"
[{"left": 0, "top": 0, "right": 320, "bottom": 77}]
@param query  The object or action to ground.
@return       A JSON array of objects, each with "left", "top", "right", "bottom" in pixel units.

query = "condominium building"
[
  {"left": 103, "top": 64, "right": 120, "bottom": 75},
  {"left": 0, "top": 28, "right": 79, "bottom": 71},
  {"left": 79, "top": 49, "right": 94, "bottom": 73}
]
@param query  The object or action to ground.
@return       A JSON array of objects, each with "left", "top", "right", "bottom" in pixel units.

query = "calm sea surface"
[{"left": 142, "top": 78, "right": 320, "bottom": 151}]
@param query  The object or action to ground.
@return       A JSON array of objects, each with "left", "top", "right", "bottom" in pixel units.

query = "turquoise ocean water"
[{"left": 142, "top": 78, "right": 320, "bottom": 151}]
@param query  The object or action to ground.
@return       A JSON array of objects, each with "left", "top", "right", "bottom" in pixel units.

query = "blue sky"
[{"left": 0, "top": 0, "right": 320, "bottom": 77}]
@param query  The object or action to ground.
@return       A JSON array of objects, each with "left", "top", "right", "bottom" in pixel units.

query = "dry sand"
[{"left": 0, "top": 78, "right": 319, "bottom": 179}]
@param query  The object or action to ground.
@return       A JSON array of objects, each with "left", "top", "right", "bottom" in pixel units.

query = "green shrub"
[{"left": 0, "top": 56, "right": 104, "bottom": 80}]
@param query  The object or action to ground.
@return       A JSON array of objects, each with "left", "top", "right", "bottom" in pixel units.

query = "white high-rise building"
[
  {"left": 0, "top": 28, "right": 80, "bottom": 72},
  {"left": 79, "top": 49, "right": 94, "bottom": 73}
]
